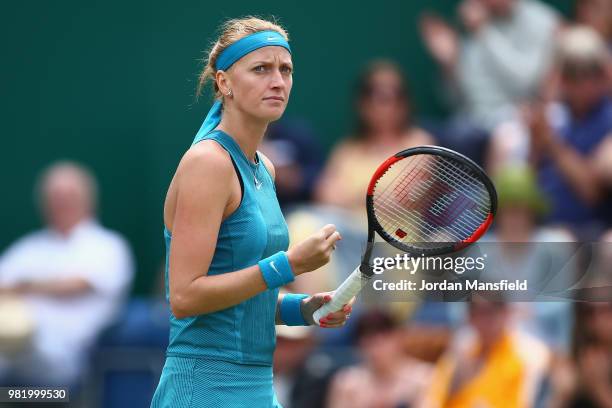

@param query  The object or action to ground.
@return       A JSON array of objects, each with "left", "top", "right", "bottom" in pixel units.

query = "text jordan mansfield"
[{"left": 372, "top": 279, "right": 528, "bottom": 291}]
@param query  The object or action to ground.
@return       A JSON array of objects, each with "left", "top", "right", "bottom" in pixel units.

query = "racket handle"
[{"left": 312, "top": 266, "right": 369, "bottom": 325}]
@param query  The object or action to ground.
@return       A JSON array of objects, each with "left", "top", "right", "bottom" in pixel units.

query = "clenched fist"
[{"left": 287, "top": 224, "right": 342, "bottom": 276}]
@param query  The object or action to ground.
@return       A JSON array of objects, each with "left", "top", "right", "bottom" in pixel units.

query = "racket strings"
[
  {"left": 411, "top": 176, "right": 488, "bottom": 229},
  {"left": 394, "top": 158, "right": 490, "bottom": 213},
  {"left": 376, "top": 192, "right": 478, "bottom": 244},
  {"left": 375, "top": 201, "right": 465, "bottom": 242},
  {"left": 381, "top": 160, "right": 485, "bottom": 217},
  {"left": 387, "top": 166, "right": 488, "bottom": 236},
  {"left": 434, "top": 160, "right": 491, "bottom": 209},
  {"left": 371, "top": 159, "right": 455, "bottom": 242},
  {"left": 375, "top": 194, "right": 472, "bottom": 242},
  {"left": 372, "top": 154, "right": 490, "bottom": 246},
  {"left": 374, "top": 157, "right": 458, "bottom": 240},
  {"left": 396, "top": 156, "right": 490, "bottom": 213},
  {"left": 383, "top": 173, "right": 487, "bottom": 239}
]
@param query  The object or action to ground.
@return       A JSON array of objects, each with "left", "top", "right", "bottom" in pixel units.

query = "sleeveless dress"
[{"left": 151, "top": 130, "right": 289, "bottom": 408}]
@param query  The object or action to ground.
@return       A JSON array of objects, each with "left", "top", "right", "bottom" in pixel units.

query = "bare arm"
[
  {"left": 169, "top": 142, "right": 270, "bottom": 318},
  {"left": 530, "top": 107, "right": 606, "bottom": 206},
  {"left": 169, "top": 143, "right": 340, "bottom": 319},
  {"left": 0, "top": 280, "right": 91, "bottom": 297},
  {"left": 547, "top": 139, "right": 604, "bottom": 205},
  {"left": 9, "top": 278, "right": 93, "bottom": 297},
  {"left": 593, "top": 134, "right": 612, "bottom": 186}
]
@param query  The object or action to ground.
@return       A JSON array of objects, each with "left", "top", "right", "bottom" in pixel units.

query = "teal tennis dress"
[{"left": 151, "top": 130, "right": 289, "bottom": 408}]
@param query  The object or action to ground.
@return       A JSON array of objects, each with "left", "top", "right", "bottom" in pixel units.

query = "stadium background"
[{"left": 0, "top": 0, "right": 573, "bottom": 294}]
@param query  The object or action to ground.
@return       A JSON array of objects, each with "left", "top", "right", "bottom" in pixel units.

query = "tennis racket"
[{"left": 313, "top": 145, "right": 497, "bottom": 324}]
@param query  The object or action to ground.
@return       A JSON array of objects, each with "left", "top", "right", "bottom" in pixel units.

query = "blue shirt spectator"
[{"left": 539, "top": 96, "right": 612, "bottom": 226}]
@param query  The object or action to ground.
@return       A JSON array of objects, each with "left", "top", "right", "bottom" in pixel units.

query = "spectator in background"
[
  {"left": 482, "top": 166, "right": 575, "bottom": 354},
  {"left": 287, "top": 61, "right": 432, "bottom": 314},
  {"left": 316, "top": 60, "right": 433, "bottom": 212},
  {"left": 260, "top": 119, "right": 324, "bottom": 209},
  {"left": 326, "top": 310, "right": 432, "bottom": 408},
  {"left": 420, "top": 0, "right": 559, "bottom": 162},
  {"left": 549, "top": 302, "right": 612, "bottom": 408},
  {"left": 273, "top": 325, "right": 321, "bottom": 408},
  {"left": 490, "top": 26, "right": 612, "bottom": 238},
  {"left": 0, "top": 161, "right": 134, "bottom": 387},
  {"left": 423, "top": 297, "right": 550, "bottom": 408},
  {"left": 576, "top": 0, "right": 612, "bottom": 51},
  {"left": 571, "top": 302, "right": 612, "bottom": 408}
]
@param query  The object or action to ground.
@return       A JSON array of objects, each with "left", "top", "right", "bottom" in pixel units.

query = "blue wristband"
[
  {"left": 280, "top": 293, "right": 310, "bottom": 326},
  {"left": 258, "top": 251, "right": 294, "bottom": 289}
]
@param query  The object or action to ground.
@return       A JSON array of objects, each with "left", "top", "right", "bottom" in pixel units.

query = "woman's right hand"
[{"left": 287, "top": 224, "right": 342, "bottom": 276}]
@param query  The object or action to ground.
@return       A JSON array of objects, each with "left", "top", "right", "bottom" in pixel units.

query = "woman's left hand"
[{"left": 301, "top": 292, "right": 354, "bottom": 327}]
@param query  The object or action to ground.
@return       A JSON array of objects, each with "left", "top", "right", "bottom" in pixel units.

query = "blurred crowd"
[{"left": 1, "top": 0, "right": 612, "bottom": 407}]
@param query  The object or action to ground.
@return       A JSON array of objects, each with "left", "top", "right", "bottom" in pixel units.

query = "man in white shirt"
[
  {"left": 0, "top": 161, "right": 134, "bottom": 386},
  {"left": 421, "top": 0, "right": 560, "bottom": 132}
]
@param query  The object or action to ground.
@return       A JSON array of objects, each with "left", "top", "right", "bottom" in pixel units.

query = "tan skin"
[{"left": 164, "top": 44, "right": 352, "bottom": 325}]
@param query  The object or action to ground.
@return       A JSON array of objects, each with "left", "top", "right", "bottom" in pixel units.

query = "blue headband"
[{"left": 193, "top": 30, "right": 291, "bottom": 145}]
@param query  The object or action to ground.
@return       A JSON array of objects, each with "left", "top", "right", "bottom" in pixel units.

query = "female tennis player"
[{"left": 150, "top": 17, "right": 351, "bottom": 408}]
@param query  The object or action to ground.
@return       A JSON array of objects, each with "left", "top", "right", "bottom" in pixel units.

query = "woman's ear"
[{"left": 215, "top": 70, "right": 231, "bottom": 96}]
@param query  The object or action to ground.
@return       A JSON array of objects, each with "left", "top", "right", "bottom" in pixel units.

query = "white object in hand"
[{"left": 312, "top": 266, "right": 370, "bottom": 325}]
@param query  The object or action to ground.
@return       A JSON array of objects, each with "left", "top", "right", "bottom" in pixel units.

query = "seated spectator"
[
  {"left": 326, "top": 310, "right": 432, "bottom": 408},
  {"left": 289, "top": 61, "right": 432, "bottom": 336},
  {"left": 419, "top": 0, "right": 559, "bottom": 160},
  {"left": 488, "top": 26, "right": 612, "bottom": 237},
  {"left": 482, "top": 166, "right": 575, "bottom": 354},
  {"left": 549, "top": 302, "right": 612, "bottom": 408},
  {"left": 0, "top": 161, "right": 134, "bottom": 387},
  {"left": 315, "top": 60, "right": 434, "bottom": 213},
  {"left": 423, "top": 297, "right": 550, "bottom": 408}
]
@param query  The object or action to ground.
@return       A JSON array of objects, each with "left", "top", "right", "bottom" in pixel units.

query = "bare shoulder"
[
  {"left": 258, "top": 151, "right": 275, "bottom": 181},
  {"left": 177, "top": 140, "right": 234, "bottom": 181}
]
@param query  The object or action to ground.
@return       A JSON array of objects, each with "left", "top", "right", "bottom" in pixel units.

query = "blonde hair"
[{"left": 196, "top": 16, "right": 289, "bottom": 99}]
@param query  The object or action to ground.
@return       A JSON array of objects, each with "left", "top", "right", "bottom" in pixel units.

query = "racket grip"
[{"left": 312, "top": 266, "right": 369, "bottom": 325}]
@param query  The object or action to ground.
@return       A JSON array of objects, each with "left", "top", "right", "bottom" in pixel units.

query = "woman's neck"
[{"left": 217, "top": 105, "right": 268, "bottom": 163}]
